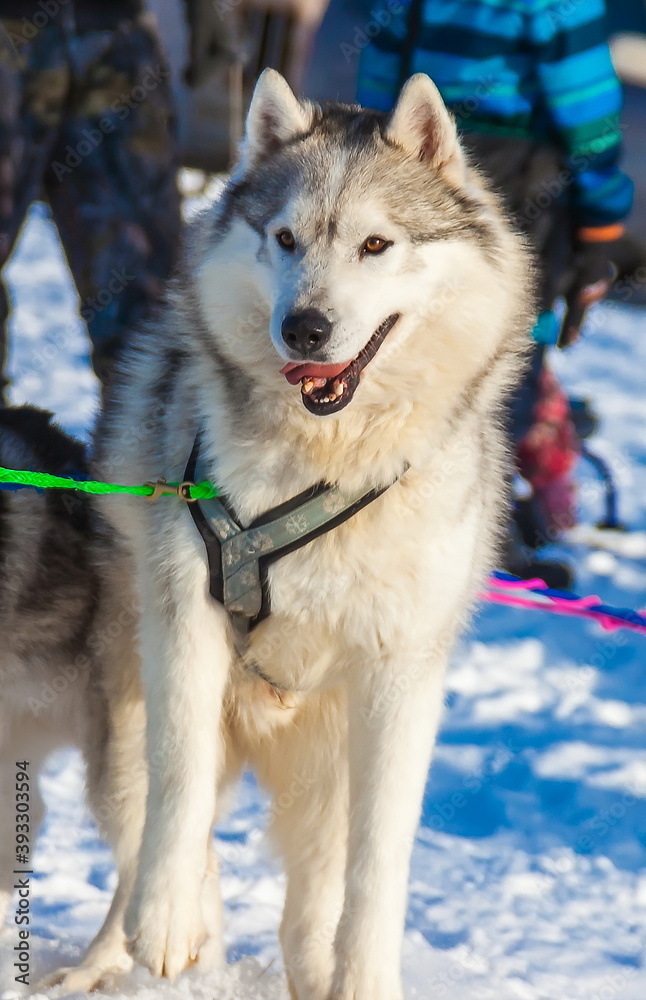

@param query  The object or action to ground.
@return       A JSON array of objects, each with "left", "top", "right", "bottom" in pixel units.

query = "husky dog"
[
  {"left": 0, "top": 407, "right": 146, "bottom": 992},
  {"left": 88, "top": 70, "right": 534, "bottom": 997},
  {"left": 0, "top": 407, "right": 95, "bottom": 929}
]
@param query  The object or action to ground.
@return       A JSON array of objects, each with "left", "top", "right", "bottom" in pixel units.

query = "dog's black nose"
[{"left": 281, "top": 310, "right": 332, "bottom": 356}]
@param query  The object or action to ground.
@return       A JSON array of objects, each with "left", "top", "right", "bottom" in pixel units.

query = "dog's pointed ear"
[
  {"left": 385, "top": 74, "right": 465, "bottom": 185},
  {"left": 241, "top": 69, "right": 313, "bottom": 168}
]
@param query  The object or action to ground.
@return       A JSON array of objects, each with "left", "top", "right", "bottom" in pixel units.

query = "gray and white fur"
[{"left": 2, "top": 71, "right": 535, "bottom": 998}]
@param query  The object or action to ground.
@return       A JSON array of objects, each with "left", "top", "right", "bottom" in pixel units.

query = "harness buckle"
[
  {"left": 178, "top": 481, "right": 199, "bottom": 502},
  {"left": 145, "top": 478, "right": 171, "bottom": 500},
  {"left": 145, "top": 478, "right": 198, "bottom": 502}
]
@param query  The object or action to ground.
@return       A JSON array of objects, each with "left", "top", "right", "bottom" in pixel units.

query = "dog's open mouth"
[{"left": 280, "top": 314, "right": 400, "bottom": 415}]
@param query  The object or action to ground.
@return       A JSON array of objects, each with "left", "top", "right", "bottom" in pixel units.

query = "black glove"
[
  {"left": 608, "top": 230, "right": 646, "bottom": 285},
  {"left": 559, "top": 228, "right": 620, "bottom": 348}
]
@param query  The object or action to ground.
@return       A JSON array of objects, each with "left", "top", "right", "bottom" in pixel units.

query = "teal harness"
[{"left": 185, "top": 438, "right": 403, "bottom": 646}]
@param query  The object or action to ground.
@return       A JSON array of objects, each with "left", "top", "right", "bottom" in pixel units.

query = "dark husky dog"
[{"left": 0, "top": 407, "right": 144, "bottom": 991}]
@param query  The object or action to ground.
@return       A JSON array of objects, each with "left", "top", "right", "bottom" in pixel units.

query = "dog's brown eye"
[
  {"left": 277, "top": 229, "right": 296, "bottom": 251},
  {"left": 362, "top": 236, "right": 390, "bottom": 256}
]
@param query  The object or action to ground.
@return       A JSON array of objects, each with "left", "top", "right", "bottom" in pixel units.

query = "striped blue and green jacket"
[{"left": 357, "top": 0, "right": 634, "bottom": 226}]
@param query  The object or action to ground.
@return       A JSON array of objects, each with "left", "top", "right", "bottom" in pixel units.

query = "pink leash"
[{"left": 482, "top": 572, "right": 646, "bottom": 636}]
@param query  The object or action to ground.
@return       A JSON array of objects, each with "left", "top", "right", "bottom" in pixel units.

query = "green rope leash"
[{"left": 0, "top": 465, "right": 219, "bottom": 502}]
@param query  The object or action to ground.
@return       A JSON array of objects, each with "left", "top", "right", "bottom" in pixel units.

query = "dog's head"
[{"left": 195, "top": 70, "right": 528, "bottom": 419}]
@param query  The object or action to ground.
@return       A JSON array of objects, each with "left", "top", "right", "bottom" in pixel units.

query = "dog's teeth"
[
  {"left": 333, "top": 380, "right": 345, "bottom": 396},
  {"left": 302, "top": 380, "right": 314, "bottom": 394},
  {"left": 322, "top": 397, "right": 330, "bottom": 404}
]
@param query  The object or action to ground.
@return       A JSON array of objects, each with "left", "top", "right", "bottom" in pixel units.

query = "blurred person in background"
[
  {"left": 0, "top": 1, "right": 181, "bottom": 399},
  {"left": 356, "top": 0, "right": 646, "bottom": 587}
]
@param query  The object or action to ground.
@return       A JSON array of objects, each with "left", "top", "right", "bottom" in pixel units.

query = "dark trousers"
[
  {"left": 0, "top": 9, "right": 181, "bottom": 394},
  {"left": 461, "top": 133, "right": 574, "bottom": 442}
]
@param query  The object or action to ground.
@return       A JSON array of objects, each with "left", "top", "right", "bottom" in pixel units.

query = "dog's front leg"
[
  {"left": 124, "top": 553, "right": 231, "bottom": 980},
  {"left": 331, "top": 648, "right": 448, "bottom": 1000}
]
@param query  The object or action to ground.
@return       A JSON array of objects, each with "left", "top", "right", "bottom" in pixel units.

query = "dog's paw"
[
  {"left": 36, "top": 952, "right": 133, "bottom": 993},
  {"left": 125, "top": 891, "right": 207, "bottom": 980},
  {"left": 329, "top": 970, "right": 404, "bottom": 1000}
]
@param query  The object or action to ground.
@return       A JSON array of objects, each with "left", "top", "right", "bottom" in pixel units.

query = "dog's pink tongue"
[{"left": 280, "top": 361, "right": 348, "bottom": 386}]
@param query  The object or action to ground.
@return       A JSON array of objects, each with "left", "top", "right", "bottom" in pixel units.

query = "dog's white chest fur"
[{"left": 222, "top": 459, "right": 482, "bottom": 694}]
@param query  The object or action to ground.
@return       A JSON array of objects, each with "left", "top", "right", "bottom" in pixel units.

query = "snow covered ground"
[{"left": 1, "top": 202, "right": 645, "bottom": 1000}]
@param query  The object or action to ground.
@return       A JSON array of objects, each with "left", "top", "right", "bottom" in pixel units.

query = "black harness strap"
[
  {"left": 185, "top": 436, "right": 225, "bottom": 604},
  {"left": 252, "top": 480, "right": 393, "bottom": 627},
  {"left": 184, "top": 435, "right": 402, "bottom": 640}
]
